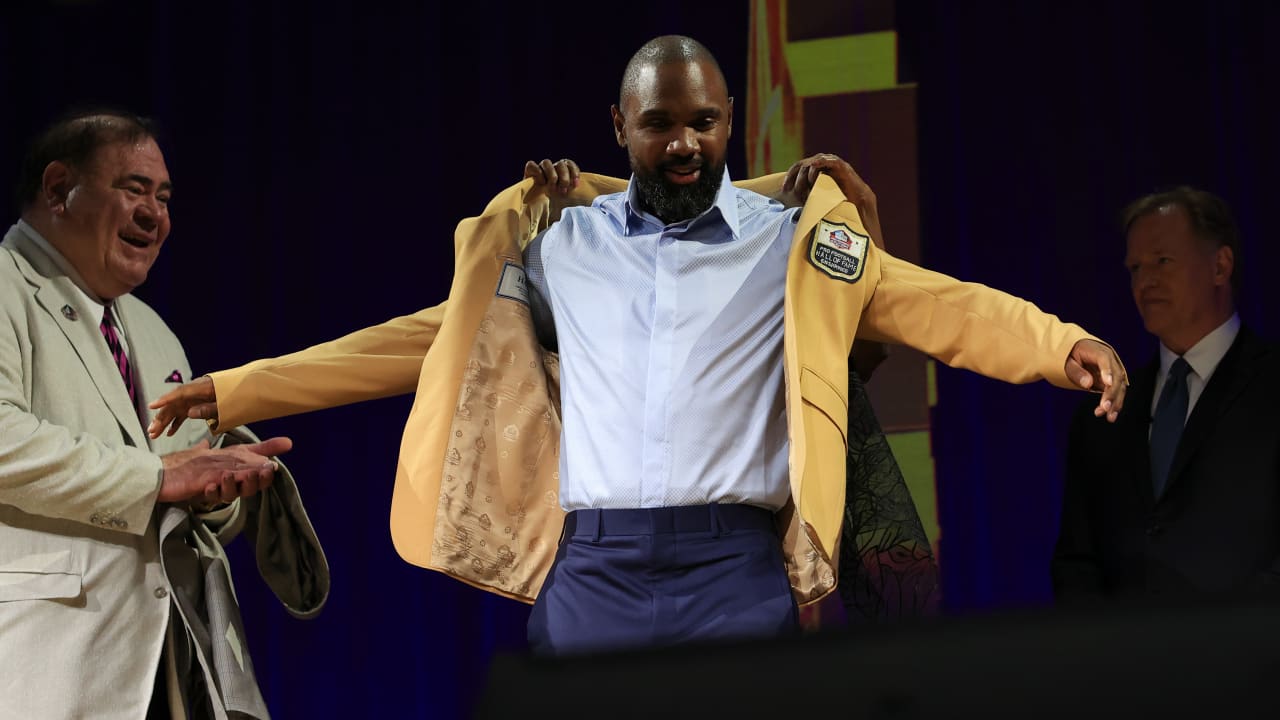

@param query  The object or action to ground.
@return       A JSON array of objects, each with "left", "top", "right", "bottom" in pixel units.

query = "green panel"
[
  {"left": 885, "top": 430, "right": 939, "bottom": 547},
  {"left": 783, "top": 32, "right": 897, "bottom": 97},
  {"left": 926, "top": 358, "right": 937, "bottom": 407}
]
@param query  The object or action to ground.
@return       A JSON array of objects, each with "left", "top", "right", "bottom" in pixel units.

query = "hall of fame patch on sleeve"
[
  {"left": 808, "top": 220, "right": 869, "bottom": 283},
  {"left": 495, "top": 261, "right": 530, "bottom": 305}
]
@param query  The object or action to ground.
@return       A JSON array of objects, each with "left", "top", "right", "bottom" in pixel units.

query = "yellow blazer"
[{"left": 210, "top": 173, "right": 1091, "bottom": 605}]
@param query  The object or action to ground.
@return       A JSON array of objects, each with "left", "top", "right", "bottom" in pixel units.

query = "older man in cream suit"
[{"left": 0, "top": 111, "right": 329, "bottom": 719}]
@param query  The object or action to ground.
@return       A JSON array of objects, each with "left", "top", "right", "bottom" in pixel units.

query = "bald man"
[{"left": 517, "top": 35, "right": 1125, "bottom": 653}]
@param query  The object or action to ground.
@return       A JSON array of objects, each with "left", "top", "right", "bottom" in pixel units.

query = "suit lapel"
[
  {"left": 7, "top": 227, "right": 147, "bottom": 447},
  {"left": 1164, "top": 329, "right": 1262, "bottom": 494},
  {"left": 113, "top": 298, "right": 163, "bottom": 449}
]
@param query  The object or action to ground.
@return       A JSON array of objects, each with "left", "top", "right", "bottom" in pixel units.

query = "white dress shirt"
[
  {"left": 525, "top": 170, "right": 801, "bottom": 511},
  {"left": 1151, "top": 313, "right": 1241, "bottom": 422}
]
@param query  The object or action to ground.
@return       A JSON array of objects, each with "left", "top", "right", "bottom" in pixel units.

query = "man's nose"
[
  {"left": 134, "top": 199, "right": 160, "bottom": 232},
  {"left": 1133, "top": 266, "right": 1156, "bottom": 290},
  {"left": 666, "top": 127, "right": 699, "bottom": 155}
]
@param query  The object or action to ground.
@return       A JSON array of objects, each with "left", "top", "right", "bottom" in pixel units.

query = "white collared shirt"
[
  {"left": 1151, "top": 313, "right": 1241, "bottom": 421},
  {"left": 524, "top": 170, "right": 801, "bottom": 511}
]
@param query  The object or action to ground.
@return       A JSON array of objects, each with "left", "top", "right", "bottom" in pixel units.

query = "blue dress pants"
[{"left": 527, "top": 503, "right": 800, "bottom": 656}]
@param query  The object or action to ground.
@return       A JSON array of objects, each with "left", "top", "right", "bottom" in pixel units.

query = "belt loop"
[
  {"left": 708, "top": 502, "right": 722, "bottom": 539},
  {"left": 558, "top": 513, "right": 571, "bottom": 545},
  {"left": 572, "top": 509, "right": 604, "bottom": 543}
]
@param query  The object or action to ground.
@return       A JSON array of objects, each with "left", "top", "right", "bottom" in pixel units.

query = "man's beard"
[{"left": 631, "top": 156, "right": 726, "bottom": 225}]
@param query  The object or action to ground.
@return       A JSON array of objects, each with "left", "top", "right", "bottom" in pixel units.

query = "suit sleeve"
[
  {"left": 857, "top": 250, "right": 1093, "bottom": 388},
  {"left": 211, "top": 303, "right": 445, "bottom": 430},
  {"left": 1050, "top": 398, "right": 1107, "bottom": 600},
  {"left": 0, "top": 308, "right": 161, "bottom": 535}
]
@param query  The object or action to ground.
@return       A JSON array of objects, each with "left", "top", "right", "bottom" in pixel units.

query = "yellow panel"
[
  {"left": 783, "top": 32, "right": 897, "bottom": 97},
  {"left": 885, "top": 430, "right": 940, "bottom": 547}
]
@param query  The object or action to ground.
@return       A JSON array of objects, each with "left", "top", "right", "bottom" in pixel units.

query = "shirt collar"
[
  {"left": 1158, "top": 312, "right": 1240, "bottom": 383},
  {"left": 621, "top": 167, "right": 741, "bottom": 240},
  {"left": 16, "top": 219, "right": 109, "bottom": 325}
]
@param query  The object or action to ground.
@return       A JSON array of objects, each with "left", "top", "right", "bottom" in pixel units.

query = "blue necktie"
[{"left": 1150, "top": 357, "right": 1191, "bottom": 498}]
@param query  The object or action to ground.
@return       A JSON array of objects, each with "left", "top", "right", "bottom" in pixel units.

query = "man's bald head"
[
  {"left": 611, "top": 35, "right": 734, "bottom": 224},
  {"left": 619, "top": 35, "right": 726, "bottom": 109}
]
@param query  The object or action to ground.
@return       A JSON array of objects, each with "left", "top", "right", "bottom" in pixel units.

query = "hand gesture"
[
  {"left": 158, "top": 436, "right": 293, "bottom": 505},
  {"left": 525, "top": 158, "right": 580, "bottom": 195},
  {"left": 148, "top": 375, "right": 217, "bottom": 438},
  {"left": 525, "top": 158, "right": 581, "bottom": 225},
  {"left": 781, "top": 153, "right": 883, "bottom": 248},
  {"left": 1065, "top": 339, "right": 1129, "bottom": 422}
]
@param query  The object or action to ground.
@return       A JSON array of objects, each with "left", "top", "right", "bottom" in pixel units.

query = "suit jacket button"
[
  {"left": 111, "top": 518, "right": 128, "bottom": 529},
  {"left": 154, "top": 587, "right": 169, "bottom": 599},
  {"left": 90, "top": 513, "right": 102, "bottom": 525}
]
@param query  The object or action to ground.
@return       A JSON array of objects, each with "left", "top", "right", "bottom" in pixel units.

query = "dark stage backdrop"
[{"left": 2, "top": 1, "right": 1276, "bottom": 717}]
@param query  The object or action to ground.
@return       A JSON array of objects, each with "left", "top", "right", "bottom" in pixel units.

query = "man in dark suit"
[{"left": 1053, "top": 187, "right": 1279, "bottom": 601}]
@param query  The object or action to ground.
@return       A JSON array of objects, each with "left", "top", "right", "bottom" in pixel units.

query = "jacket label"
[{"left": 495, "top": 262, "right": 529, "bottom": 305}]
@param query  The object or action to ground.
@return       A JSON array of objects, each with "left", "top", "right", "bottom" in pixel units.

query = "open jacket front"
[{"left": 212, "top": 172, "right": 1090, "bottom": 605}]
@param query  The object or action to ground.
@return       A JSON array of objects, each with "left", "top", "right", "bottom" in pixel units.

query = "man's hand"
[
  {"left": 781, "top": 153, "right": 883, "bottom": 248},
  {"left": 148, "top": 375, "right": 217, "bottom": 438},
  {"left": 1065, "top": 339, "right": 1128, "bottom": 422},
  {"left": 158, "top": 436, "right": 293, "bottom": 506},
  {"left": 525, "top": 158, "right": 581, "bottom": 225},
  {"left": 525, "top": 158, "right": 580, "bottom": 195}
]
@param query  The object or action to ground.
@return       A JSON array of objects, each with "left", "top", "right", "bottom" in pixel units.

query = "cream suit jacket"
[
  {"left": 0, "top": 224, "right": 328, "bottom": 720},
  {"left": 210, "top": 173, "right": 1092, "bottom": 606}
]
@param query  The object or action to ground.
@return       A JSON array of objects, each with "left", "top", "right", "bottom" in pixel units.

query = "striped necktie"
[{"left": 100, "top": 304, "right": 137, "bottom": 407}]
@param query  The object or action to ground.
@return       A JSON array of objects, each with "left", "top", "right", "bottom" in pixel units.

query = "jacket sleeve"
[
  {"left": 211, "top": 303, "right": 445, "bottom": 430},
  {"left": 0, "top": 307, "right": 161, "bottom": 535},
  {"left": 857, "top": 249, "right": 1093, "bottom": 389}
]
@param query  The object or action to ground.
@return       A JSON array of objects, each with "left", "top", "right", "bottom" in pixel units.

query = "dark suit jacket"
[{"left": 1052, "top": 327, "right": 1280, "bottom": 600}]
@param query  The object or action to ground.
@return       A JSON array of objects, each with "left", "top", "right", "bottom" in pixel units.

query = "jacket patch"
[
  {"left": 495, "top": 262, "right": 529, "bottom": 306},
  {"left": 808, "top": 220, "right": 868, "bottom": 283}
]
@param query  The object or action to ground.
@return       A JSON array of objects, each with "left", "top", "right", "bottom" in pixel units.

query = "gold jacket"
[{"left": 210, "top": 173, "right": 1092, "bottom": 605}]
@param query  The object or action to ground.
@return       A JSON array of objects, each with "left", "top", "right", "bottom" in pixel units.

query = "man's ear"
[
  {"left": 726, "top": 96, "right": 734, "bottom": 140},
  {"left": 1214, "top": 244, "right": 1234, "bottom": 288},
  {"left": 611, "top": 105, "right": 627, "bottom": 148},
  {"left": 42, "top": 161, "right": 74, "bottom": 215}
]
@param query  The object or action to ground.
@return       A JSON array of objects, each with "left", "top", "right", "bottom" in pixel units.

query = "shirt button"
[{"left": 154, "top": 587, "right": 169, "bottom": 599}]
